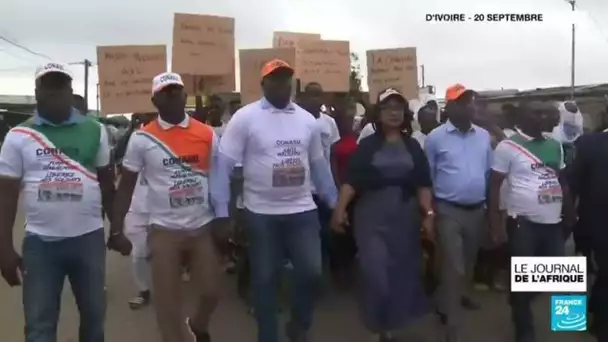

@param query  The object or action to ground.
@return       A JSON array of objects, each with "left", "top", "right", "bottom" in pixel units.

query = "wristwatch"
[{"left": 425, "top": 210, "right": 435, "bottom": 216}]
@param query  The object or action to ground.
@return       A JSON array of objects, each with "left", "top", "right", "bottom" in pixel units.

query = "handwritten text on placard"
[
  {"left": 97, "top": 45, "right": 167, "bottom": 115},
  {"left": 367, "top": 47, "right": 418, "bottom": 102},
  {"left": 299, "top": 40, "right": 350, "bottom": 92},
  {"left": 172, "top": 13, "right": 234, "bottom": 75}
]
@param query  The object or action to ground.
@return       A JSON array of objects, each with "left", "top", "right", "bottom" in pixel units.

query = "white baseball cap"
[
  {"left": 152, "top": 72, "right": 184, "bottom": 94},
  {"left": 378, "top": 88, "right": 406, "bottom": 104},
  {"left": 35, "top": 62, "right": 73, "bottom": 80}
]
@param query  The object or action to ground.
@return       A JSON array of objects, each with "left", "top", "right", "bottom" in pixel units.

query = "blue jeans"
[
  {"left": 312, "top": 195, "right": 332, "bottom": 267},
  {"left": 245, "top": 209, "right": 323, "bottom": 342},
  {"left": 507, "top": 217, "right": 565, "bottom": 341},
  {"left": 22, "top": 229, "right": 106, "bottom": 342}
]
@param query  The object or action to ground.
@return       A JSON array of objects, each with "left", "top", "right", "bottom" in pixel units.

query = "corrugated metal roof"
[
  {"left": 482, "top": 84, "right": 608, "bottom": 100},
  {"left": 0, "top": 95, "right": 36, "bottom": 105}
]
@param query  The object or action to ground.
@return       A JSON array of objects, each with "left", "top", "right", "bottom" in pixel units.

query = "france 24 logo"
[{"left": 551, "top": 295, "right": 587, "bottom": 331}]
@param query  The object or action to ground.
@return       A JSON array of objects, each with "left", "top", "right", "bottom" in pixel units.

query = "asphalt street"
[{"left": 0, "top": 209, "right": 594, "bottom": 342}]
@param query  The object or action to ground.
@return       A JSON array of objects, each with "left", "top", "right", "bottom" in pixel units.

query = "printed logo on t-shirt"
[
  {"left": 161, "top": 155, "right": 205, "bottom": 208},
  {"left": 528, "top": 163, "right": 562, "bottom": 204},
  {"left": 504, "top": 139, "right": 563, "bottom": 207},
  {"left": 35, "top": 147, "right": 80, "bottom": 159},
  {"left": 272, "top": 139, "right": 305, "bottom": 187},
  {"left": 36, "top": 148, "right": 85, "bottom": 202},
  {"left": 38, "top": 163, "right": 83, "bottom": 202},
  {"left": 137, "top": 121, "right": 213, "bottom": 215}
]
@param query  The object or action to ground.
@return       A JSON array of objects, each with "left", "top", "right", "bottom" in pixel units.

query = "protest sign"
[
  {"left": 366, "top": 47, "right": 418, "bottom": 103},
  {"left": 298, "top": 40, "right": 350, "bottom": 92},
  {"left": 172, "top": 13, "right": 235, "bottom": 75},
  {"left": 181, "top": 57, "right": 235, "bottom": 95},
  {"left": 239, "top": 48, "right": 296, "bottom": 104},
  {"left": 272, "top": 31, "right": 321, "bottom": 48},
  {"left": 273, "top": 31, "right": 321, "bottom": 78},
  {"left": 97, "top": 45, "right": 166, "bottom": 115}
]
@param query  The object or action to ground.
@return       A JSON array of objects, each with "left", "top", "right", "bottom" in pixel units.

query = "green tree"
[{"left": 349, "top": 52, "right": 362, "bottom": 94}]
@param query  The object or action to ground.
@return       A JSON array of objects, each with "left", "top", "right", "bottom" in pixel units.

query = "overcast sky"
[{"left": 1, "top": 0, "right": 607, "bottom": 108}]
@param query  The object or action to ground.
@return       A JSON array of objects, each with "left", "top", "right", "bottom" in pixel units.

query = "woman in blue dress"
[{"left": 331, "top": 88, "right": 435, "bottom": 341}]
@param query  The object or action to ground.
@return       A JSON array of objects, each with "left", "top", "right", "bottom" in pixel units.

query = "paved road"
[{"left": 0, "top": 210, "right": 594, "bottom": 342}]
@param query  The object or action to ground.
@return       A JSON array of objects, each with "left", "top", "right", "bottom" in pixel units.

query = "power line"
[
  {"left": 0, "top": 47, "right": 27, "bottom": 61},
  {"left": 0, "top": 35, "right": 52, "bottom": 60},
  {"left": 0, "top": 65, "right": 33, "bottom": 73},
  {"left": 574, "top": 2, "right": 608, "bottom": 43},
  {"left": 0, "top": 61, "right": 91, "bottom": 73}
]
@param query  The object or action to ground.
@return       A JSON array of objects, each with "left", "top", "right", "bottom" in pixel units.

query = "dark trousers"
[
  {"left": 312, "top": 195, "right": 356, "bottom": 276},
  {"left": 589, "top": 223, "right": 608, "bottom": 341},
  {"left": 22, "top": 229, "right": 106, "bottom": 342},
  {"left": 507, "top": 217, "right": 565, "bottom": 341},
  {"left": 474, "top": 244, "right": 508, "bottom": 286},
  {"left": 312, "top": 195, "right": 332, "bottom": 268}
]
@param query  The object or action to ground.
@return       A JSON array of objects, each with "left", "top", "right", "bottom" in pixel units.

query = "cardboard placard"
[
  {"left": 298, "top": 40, "right": 350, "bottom": 92},
  {"left": 172, "top": 13, "right": 235, "bottom": 75},
  {"left": 273, "top": 31, "right": 321, "bottom": 78},
  {"left": 366, "top": 47, "right": 418, "bottom": 103},
  {"left": 238, "top": 48, "right": 296, "bottom": 105},
  {"left": 96, "top": 45, "right": 167, "bottom": 115},
  {"left": 272, "top": 32, "right": 321, "bottom": 48},
  {"left": 181, "top": 54, "right": 235, "bottom": 96}
]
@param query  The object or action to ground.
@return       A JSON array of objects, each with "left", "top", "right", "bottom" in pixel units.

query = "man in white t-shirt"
[
  {"left": 0, "top": 63, "right": 125, "bottom": 342},
  {"left": 121, "top": 127, "right": 153, "bottom": 310},
  {"left": 299, "top": 82, "right": 340, "bottom": 272},
  {"left": 113, "top": 73, "right": 222, "bottom": 342},
  {"left": 214, "top": 59, "right": 337, "bottom": 342},
  {"left": 489, "top": 101, "right": 575, "bottom": 342}
]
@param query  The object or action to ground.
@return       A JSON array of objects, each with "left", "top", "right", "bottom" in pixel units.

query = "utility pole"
[
  {"left": 421, "top": 64, "right": 425, "bottom": 88},
  {"left": 567, "top": 0, "right": 576, "bottom": 99},
  {"left": 83, "top": 59, "right": 92, "bottom": 109},
  {"left": 96, "top": 83, "right": 100, "bottom": 113}
]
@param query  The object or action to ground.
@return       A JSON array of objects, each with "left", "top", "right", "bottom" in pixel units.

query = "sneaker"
[
  {"left": 128, "top": 290, "right": 151, "bottom": 310},
  {"left": 186, "top": 318, "right": 211, "bottom": 342}
]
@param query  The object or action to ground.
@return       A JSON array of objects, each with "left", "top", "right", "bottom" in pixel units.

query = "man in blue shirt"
[{"left": 424, "top": 84, "right": 492, "bottom": 342}]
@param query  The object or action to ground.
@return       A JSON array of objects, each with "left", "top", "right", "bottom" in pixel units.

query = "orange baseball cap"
[
  {"left": 260, "top": 59, "right": 294, "bottom": 79},
  {"left": 445, "top": 83, "right": 468, "bottom": 101}
]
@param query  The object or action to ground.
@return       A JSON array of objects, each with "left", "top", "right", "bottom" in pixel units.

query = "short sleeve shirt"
[
  {"left": 219, "top": 100, "right": 321, "bottom": 215},
  {"left": 492, "top": 132, "right": 565, "bottom": 224},
  {"left": 0, "top": 118, "right": 110, "bottom": 237},
  {"left": 122, "top": 116, "right": 217, "bottom": 229}
]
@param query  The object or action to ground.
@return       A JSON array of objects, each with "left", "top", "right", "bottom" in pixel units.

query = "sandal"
[{"left": 128, "top": 290, "right": 151, "bottom": 310}]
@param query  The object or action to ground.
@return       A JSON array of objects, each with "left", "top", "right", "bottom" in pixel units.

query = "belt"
[{"left": 436, "top": 198, "right": 485, "bottom": 211}]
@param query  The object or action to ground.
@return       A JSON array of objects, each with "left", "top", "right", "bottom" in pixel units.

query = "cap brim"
[
  {"left": 262, "top": 66, "right": 294, "bottom": 79},
  {"left": 153, "top": 82, "right": 184, "bottom": 94},
  {"left": 448, "top": 89, "right": 473, "bottom": 102},
  {"left": 36, "top": 70, "right": 73, "bottom": 80},
  {"left": 379, "top": 93, "right": 406, "bottom": 104}
]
